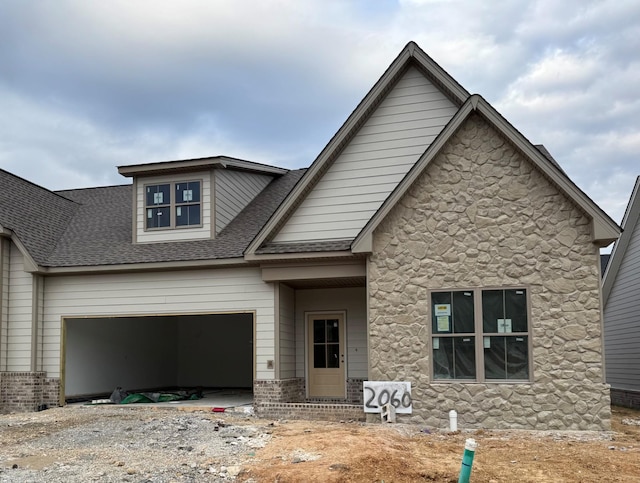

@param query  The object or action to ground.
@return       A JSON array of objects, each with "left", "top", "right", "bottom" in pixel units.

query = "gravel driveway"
[{"left": 0, "top": 405, "right": 270, "bottom": 482}]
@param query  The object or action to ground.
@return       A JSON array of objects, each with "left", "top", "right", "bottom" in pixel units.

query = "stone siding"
[
  {"left": 0, "top": 372, "right": 61, "bottom": 413},
  {"left": 369, "top": 113, "right": 610, "bottom": 430}
]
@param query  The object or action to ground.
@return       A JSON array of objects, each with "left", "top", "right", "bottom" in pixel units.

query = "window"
[
  {"left": 431, "top": 288, "right": 530, "bottom": 381},
  {"left": 145, "top": 180, "right": 201, "bottom": 230}
]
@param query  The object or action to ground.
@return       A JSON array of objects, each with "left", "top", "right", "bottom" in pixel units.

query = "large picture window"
[
  {"left": 145, "top": 180, "right": 202, "bottom": 230},
  {"left": 431, "top": 288, "right": 530, "bottom": 381}
]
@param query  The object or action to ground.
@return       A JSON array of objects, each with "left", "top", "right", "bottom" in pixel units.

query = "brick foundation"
[
  {"left": 0, "top": 372, "right": 61, "bottom": 413},
  {"left": 611, "top": 388, "right": 640, "bottom": 409},
  {"left": 255, "top": 402, "right": 365, "bottom": 421},
  {"left": 254, "top": 378, "right": 367, "bottom": 421}
]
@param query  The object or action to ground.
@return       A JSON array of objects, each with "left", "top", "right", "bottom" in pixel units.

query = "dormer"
[{"left": 118, "top": 156, "right": 287, "bottom": 244}]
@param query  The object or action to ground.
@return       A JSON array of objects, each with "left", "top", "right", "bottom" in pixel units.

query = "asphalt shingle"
[
  {"left": 0, "top": 169, "right": 78, "bottom": 265},
  {"left": 39, "top": 168, "right": 305, "bottom": 267}
]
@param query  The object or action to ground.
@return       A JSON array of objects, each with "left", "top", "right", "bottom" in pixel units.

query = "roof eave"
[
  {"left": 118, "top": 156, "right": 287, "bottom": 178},
  {"left": 246, "top": 42, "right": 470, "bottom": 256},
  {"left": 38, "top": 257, "right": 252, "bottom": 275},
  {"left": 352, "top": 94, "right": 621, "bottom": 253}
]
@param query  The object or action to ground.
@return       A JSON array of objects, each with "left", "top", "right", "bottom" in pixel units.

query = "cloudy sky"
[{"left": 0, "top": 0, "right": 638, "bottom": 230}]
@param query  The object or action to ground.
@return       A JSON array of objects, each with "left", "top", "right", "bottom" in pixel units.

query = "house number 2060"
[{"left": 362, "top": 381, "right": 412, "bottom": 414}]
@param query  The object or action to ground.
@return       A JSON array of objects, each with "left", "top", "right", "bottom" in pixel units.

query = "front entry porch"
[{"left": 254, "top": 261, "right": 368, "bottom": 420}]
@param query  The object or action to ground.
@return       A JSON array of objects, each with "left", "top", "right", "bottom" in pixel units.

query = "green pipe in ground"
[{"left": 458, "top": 438, "right": 478, "bottom": 483}]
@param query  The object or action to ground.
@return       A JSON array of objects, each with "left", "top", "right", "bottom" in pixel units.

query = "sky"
[{"left": 0, "top": 0, "right": 638, "bottom": 231}]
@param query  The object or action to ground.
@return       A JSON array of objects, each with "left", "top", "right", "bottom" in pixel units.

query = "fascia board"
[
  {"left": 9, "top": 233, "right": 40, "bottom": 273},
  {"left": 474, "top": 98, "right": 621, "bottom": 245},
  {"left": 245, "top": 250, "right": 356, "bottom": 262},
  {"left": 118, "top": 156, "right": 286, "bottom": 178},
  {"left": 37, "top": 257, "right": 251, "bottom": 275},
  {"left": 410, "top": 44, "right": 469, "bottom": 104},
  {"left": 602, "top": 176, "right": 640, "bottom": 304},
  {"left": 352, "top": 94, "right": 621, "bottom": 253}
]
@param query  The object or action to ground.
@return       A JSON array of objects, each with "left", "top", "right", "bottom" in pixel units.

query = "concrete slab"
[{"left": 71, "top": 388, "right": 253, "bottom": 412}]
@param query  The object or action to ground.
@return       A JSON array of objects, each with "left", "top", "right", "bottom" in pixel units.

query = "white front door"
[{"left": 307, "top": 313, "right": 346, "bottom": 398}]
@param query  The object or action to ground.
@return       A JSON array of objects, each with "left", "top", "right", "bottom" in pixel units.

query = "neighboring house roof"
[
  {"left": 600, "top": 254, "right": 611, "bottom": 275},
  {"left": 603, "top": 176, "right": 640, "bottom": 303},
  {"left": 0, "top": 169, "right": 79, "bottom": 266}
]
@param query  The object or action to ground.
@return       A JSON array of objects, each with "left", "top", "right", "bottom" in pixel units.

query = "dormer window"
[{"left": 145, "top": 180, "right": 201, "bottom": 230}]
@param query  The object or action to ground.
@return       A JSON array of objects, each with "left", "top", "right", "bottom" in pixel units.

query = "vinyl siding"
[
  {"left": 604, "top": 213, "right": 640, "bottom": 391},
  {"left": 215, "top": 170, "right": 272, "bottom": 234},
  {"left": 136, "top": 171, "right": 212, "bottom": 243},
  {"left": 7, "top": 243, "right": 34, "bottom": 371},
  {"left": 42, "top": 267, "right": 276, "bottom": 379},
  {"left": 295, "top": 287, "right": 367, "bottom": 379},
  {"left": 0, "top": 239, "right": 9, "bottom": 370},
  {"left": 273, "top": 66, "right": 458, "bottom": 243},
  {"left": 278, "top": 283, "right": 296, "bottom": 379}
]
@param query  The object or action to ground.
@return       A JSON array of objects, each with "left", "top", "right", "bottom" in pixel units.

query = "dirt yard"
[
  {"left": 0, "top": 404, "right": 638, "bottom": 482},
  {"left": 239, "top": 406, "right": 640, "bottom": 482}
]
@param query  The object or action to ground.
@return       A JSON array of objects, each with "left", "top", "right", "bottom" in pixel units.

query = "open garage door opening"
[{"left": 63, "top": 313, "right": 254, "bottom": 403}]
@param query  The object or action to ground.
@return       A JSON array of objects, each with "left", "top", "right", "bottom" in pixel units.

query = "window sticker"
[
  {"left": 154, "top": 192, "right": 164, "bottom": 204},
  {"left": 497, "top": 319, "right": 512, "bottom": 333},
  {"left": 433, "top": 338, "right": 440, "bottom": 350},
  {"left": 147, "top": 210, "right": 152, "bottom": 219},
  {"left": 183, "top": 189, "right": 193, "bottom": 202},
  {"left": 484, "top": 336, "right": 491, "bottom": 348},
  {"left": 434, "top": 304, "right": 451, "bottom": 316},
  {"left": 437, "top": 316, "right": 450, "bottom": 332},
  {"left": 177, "top": 207, "right": 182, "bottom": 216}
]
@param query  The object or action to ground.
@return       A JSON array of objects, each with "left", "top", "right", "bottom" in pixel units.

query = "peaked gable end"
[{"left": 271, "top": 65, "right": 459, "bottom": 244}]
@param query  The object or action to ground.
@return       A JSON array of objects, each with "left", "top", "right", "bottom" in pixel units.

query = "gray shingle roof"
[
  {"left": 10, "top": 168, "right": 305, "bottom": 268},
  {"left": 0, "top": 169, "right": 79, "bottom": 265},
  {"left": 256, "top": 239, "right": 352, "bottom": 254}
]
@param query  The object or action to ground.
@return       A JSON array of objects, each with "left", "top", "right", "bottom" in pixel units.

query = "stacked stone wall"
[{"left": 369, "top": 113, "right": 610, "bottom": 430}]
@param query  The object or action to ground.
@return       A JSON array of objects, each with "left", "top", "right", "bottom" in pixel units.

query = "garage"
[{"left": 63, "top": 313, "right": 254, "bottom": 401}]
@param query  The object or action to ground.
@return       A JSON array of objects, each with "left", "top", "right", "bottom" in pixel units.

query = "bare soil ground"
[
  {"left": 239, "top": 406, "right": 640, "bottom": 482},
  {"left": 0, "top": 405, "right": 638, "bottom": 482}
]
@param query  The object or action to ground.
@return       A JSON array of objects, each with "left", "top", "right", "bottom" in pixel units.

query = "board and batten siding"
[
  {"left": 136, "top": 171, "right": 212, "bottom": 243},
  {"left": 278, "top": 283, "right": 296, "bottom": 379},
  {"left": 215, "top": 170, "right": 272, "bottom": 234},
  {"left": 42, "top": 267, "right": 276, "bottom": 379},
  {"left": 273, "top": 66, "right": 458, "bottom": 243},
  {"left": 295, "top": 287, "right": 367, "bottom": 379},
  {"left": 6, "top": 243, "right": 34, "bottom": 371},
  {"left": 604, "top": 215, "right": 640, "bottom": 392}
]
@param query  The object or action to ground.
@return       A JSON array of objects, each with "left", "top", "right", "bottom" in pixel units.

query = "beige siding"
[
  {"left": 0, "top": 239, "right": 9, "bottom": 370},
  {"left": 42, "top": 267, "right": 276, "bottom": 379},
  {"left": 278, "top": 283, "right": 296, "bottom": 379},
  {"left": 273, "top": 66, "right": 458, "bottom": 243},
  {"left": 295, "top": 287, "right": 367, "bottom": 379},
  {"left": 215, "top": 170, "right": 272, "bottom": 234},
  {"left": 7, "top": 243, "right": 34, "bottom": 371},
  {"left": 136, "top": 171, "right": 212, "bottom": 243},
  {"left": 604, "top": 214, "right": 640, "bottom": 391}
]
